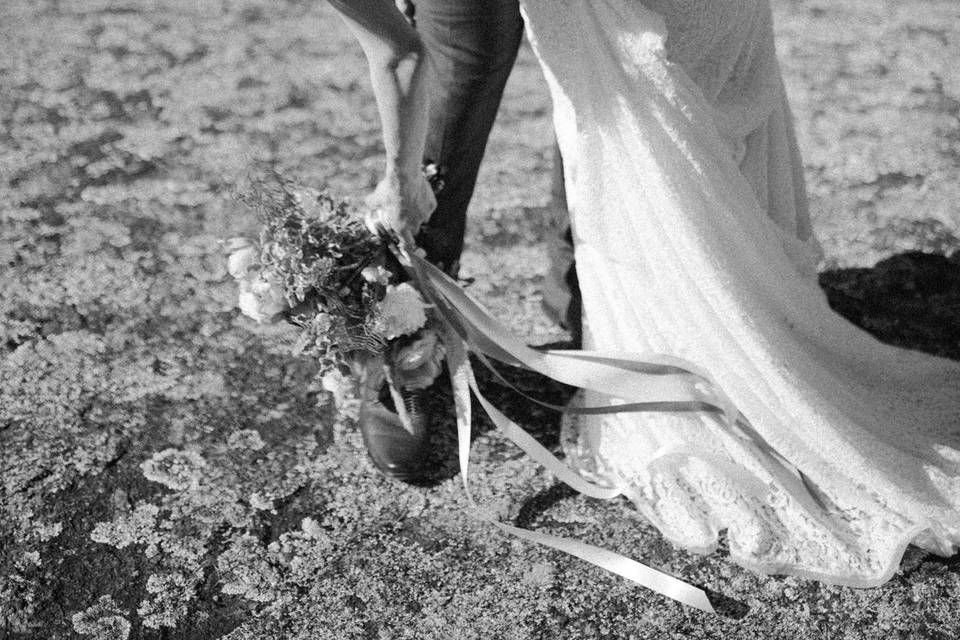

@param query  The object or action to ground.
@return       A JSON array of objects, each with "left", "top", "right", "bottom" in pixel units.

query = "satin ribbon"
[{"left": 403, "top": 250, "right": 718, "bottom": 614}]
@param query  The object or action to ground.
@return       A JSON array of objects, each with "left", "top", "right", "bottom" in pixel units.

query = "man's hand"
[
  {"left": 328, "top": 0, "right": 433, "bottom": 248},
  {"left": 364, "top": 171, "right": 436, "bottom": 247}
]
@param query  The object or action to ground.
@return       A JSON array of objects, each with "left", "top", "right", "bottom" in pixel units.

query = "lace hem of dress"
[{"left": 560, "top": 394, "right": 960, "bottom": 586}]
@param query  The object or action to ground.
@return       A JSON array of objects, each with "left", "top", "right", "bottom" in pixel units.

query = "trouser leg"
[
  {"left": 412, "top": 0, "right": 524, "bottom": 275},
  {"left": 542, "top": 138, "right": 581, "bottom": 343},
  {"left": 554, "top": 140, "right": 581, "bottom": 342}
]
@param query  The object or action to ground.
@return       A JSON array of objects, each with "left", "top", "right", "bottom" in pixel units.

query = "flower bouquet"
[
  {"left": 225, "top": 175, "right": 445, "bottom": 408},
  {"left": 223, "top": 176, "right": 728, "bottom": 613}
]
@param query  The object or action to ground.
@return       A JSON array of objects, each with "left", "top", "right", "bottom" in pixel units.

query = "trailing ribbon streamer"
[
  {"left": 408, "top": 253, "right": 739, "bottom": 423},
  {"left": 401, "top": 249, "right": 718, "bottom": 614},
  {"left": 445, "top": 336, "right": 716, "bottom": 613}
]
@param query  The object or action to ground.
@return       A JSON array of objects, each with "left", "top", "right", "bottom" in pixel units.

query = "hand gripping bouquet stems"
[{"left": 225, "top": 175, "right": 445, "bottom": 410}]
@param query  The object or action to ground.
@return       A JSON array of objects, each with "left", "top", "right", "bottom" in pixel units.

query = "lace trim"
[{"left": 561, "top": 397, "right": 958, "bottom": 583}]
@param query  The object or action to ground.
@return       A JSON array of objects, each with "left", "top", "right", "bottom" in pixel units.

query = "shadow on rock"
[
  {"left": 820, "top": 250, "right": 960, "bottom": 360},
  {"left": 414, "top": 345, "right": 580, "bottom": 486},
  {"left": 704, "top": 588, "right": 752, "bottom": 620},
  {"left": 514, "top": 481, "right": 580, "bottom": 529}
]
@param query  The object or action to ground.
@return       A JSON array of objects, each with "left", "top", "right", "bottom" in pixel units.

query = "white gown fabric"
[{"left": 520, "top": 0, "right": 960, "bottom": 585}]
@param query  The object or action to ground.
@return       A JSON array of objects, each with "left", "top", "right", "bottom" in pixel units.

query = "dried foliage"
[{"left": 238, "top": 174, "right": 391, "bottom": 364}]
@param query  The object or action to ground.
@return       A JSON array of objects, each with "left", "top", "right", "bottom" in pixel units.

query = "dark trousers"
[
  {"left": 406, "top": 0, "right": 524, "bottom": 274},
  {"left": 398, "top": 0, "right": 580, "bottom": 339}
]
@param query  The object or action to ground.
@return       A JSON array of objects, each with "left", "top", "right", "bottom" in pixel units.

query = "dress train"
[{"left": 519, "top": 0, "right": 960, "bottom": 584}]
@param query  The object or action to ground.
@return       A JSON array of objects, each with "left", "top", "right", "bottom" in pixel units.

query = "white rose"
[
  {"left": 320, "top": 369, "right": 351, "bottom": 406},
  {"left": 238, "top": 273, "right": 287, "bottom": 323},
  {"left": 373, "top": 282, "right": 428, "bottom": 339},
  {"left": 228, "top": 245, "right": 260, "bottom": 279},
  {"left": 321, "top": 369, "right": 344, "bottom": 394},
  {"left": 361, "top": 265, "right": 392, "bottom": 285}
]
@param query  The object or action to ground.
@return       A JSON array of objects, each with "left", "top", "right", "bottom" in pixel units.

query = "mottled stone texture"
[{"left": 2, "top": 1, "right": 959, "bottom": 639}]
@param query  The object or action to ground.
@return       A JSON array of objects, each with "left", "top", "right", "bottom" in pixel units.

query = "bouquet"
[
  {"left": 222, "top": 176, "right": 723, "bottom": 613},
  {"left": 225, "top": 175, "right": 445, "bottom": 405}
]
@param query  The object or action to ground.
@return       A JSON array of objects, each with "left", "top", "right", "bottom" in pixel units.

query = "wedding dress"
[{"left": 518, "top": 0, "right": 960, "bottom": 585}]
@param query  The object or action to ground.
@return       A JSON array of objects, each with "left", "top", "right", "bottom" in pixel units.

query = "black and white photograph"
[{"left": 2, "top": 0, "right": 960, "bottom": 638}]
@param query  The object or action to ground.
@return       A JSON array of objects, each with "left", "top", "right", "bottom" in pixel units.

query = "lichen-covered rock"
[
  {"left": 140, "top": 449, "right": 207, "bottom": 492},
  {"left": 90, "top": 504, "right": 162, "bottom": 555},
  {"left": 72, "top": 596, "right": 132, "bottom": 640},
  {"left": 3, "top": 1, "right": 960, "bottom": 639}
]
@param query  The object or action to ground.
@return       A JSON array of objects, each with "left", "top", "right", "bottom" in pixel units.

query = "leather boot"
[{"left": 357, "top": 356, "right": 432, "bottom": 483}]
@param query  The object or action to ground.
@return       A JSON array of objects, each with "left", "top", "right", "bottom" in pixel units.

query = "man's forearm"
[
  {"left": 368, "top": 44, "right": 429, "bottom": 183},
  {"left": 331, "top": 0, "right": 430, "bottom": 183}
]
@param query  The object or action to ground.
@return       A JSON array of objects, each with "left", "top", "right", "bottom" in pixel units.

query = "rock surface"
[{"left": 2, "top": 1, "right": 959, "bottom": 639}]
